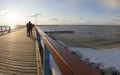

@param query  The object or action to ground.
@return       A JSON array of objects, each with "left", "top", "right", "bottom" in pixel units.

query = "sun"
[
  {"left": 5, "top": 12, "right": 20, "bottom": 29},
  {"left": 8, "top": 13, "right": 18, "bottom": 21},
  {"left": 7, "top": 12, "right": 19, "bottom": 23}
]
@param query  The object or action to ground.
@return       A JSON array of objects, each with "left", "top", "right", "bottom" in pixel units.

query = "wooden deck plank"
[{"left": 0, "top": 28, "right": 37, "bottom": 75}]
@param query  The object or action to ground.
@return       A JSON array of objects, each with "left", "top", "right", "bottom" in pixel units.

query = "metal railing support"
[
  {"left": 36, "top": 29, "right": 43, "bottom": 64},
  {"left": 43, "top": 45, "right": 51, "bottom": 75},
  {"left": 36, "top": 29, "right": 51, "bottom": 75},
  {"left": 36, "top": 29, "right": 41, "bottom": 48}
]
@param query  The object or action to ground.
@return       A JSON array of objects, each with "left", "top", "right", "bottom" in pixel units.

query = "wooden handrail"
[{"left": 36, "top": 26, "right": 102, "bottom": 75}]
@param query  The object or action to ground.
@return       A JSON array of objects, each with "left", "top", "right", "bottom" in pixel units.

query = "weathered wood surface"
[{"left": 0, "top": 28, "right": 37, "bottom": 75}]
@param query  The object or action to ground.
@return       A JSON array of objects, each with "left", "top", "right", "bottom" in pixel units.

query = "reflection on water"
[{"left": 39, "top": 25, "right": 120, "bottom": 49}]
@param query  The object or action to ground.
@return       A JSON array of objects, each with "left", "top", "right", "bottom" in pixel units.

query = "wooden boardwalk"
[{"left": 0, "top": 28, "right": 38, "bottom": 75}]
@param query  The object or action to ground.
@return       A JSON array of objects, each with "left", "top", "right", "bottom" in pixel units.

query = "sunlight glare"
[{"left": 6, "top": 12, "right": 20, "bottom": 29}]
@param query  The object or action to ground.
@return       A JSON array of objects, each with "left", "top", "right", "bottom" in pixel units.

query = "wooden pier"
[
  {"left": 0, "top": 28, "right": 40, "bottom": 75},
  {"left": 0, "top": 26, "right": 101, "bottom": 75}
]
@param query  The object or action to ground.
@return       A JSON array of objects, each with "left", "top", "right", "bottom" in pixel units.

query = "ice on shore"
[
  {"left": 69, "top": 47, "right": 120, "bottom": 71},
  {"left": 56, "top": 40, "right": 120, "bottom": 74}
]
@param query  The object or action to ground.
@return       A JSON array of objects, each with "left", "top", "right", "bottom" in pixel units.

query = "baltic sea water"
[{"left": 38, "top": 25, "right": 120, "bottom": 49}]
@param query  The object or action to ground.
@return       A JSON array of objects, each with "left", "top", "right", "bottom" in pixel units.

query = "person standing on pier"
[{"left": 26, "top": 21, "right": 34, "bottom": 36}]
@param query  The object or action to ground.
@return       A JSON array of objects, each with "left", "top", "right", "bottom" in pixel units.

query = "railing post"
[
  {"left": 3, "top": 26, "right": 5, "bottom": 32},
  {"left": 36, "top": 29, "right": 41, "bottom": 47},
  {"left": 1, "top": 26, "right": 2, "bottom": 32},
  {"left": 43, "top": 45, "right": 51, "bottom": 75},
  {"left": 8, "top": 26, "right": 11, "bottom": 33},
  {"left": 0, "top": 26, "right": 2, "bottom": 32},
  {"left": 5, "top": 26, "right": 7, "bottom": 31}
]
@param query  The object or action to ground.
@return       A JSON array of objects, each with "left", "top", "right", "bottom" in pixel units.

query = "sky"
[{"left": 0, "top": 0, "right": 120, "bottom": 25}]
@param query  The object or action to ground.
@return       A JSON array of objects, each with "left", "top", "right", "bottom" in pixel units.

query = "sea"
[
  {"left": 38, "top": 25, "right": 120, "bottom": 49},
  {"left": 38, "top": 25, "right": 120, "bottom": 74}
]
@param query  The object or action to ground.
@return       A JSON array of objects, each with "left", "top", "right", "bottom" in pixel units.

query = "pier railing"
[
  {"left": 0, "top": 26, "right": 11, "bottom": 35},
  {"left": 35, "top": 26, "right": 101, "bottom": 75}
]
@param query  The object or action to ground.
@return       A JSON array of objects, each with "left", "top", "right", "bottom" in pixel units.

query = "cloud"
[
  {"left": 48, "top": 18, "right": 68, "bottom": 24},
  {"left": 48, "top": 18, "right": 59, "bottom": 21},
  {"left": 65, "top": 0, "right": 77, "bottom": 4},
  {"left": 113, "top": 19, "right": 120, "bottom": 22},
  {"left": 0, "top": 8, "right": 8, "bottom": 13},
  {"left": 111, "top": 14, "right": 120, "bottom": 24},
  {"left": 115, "top": 14, "right": 120, "bottom": 18},
  {"left": 0, "top": 9, "right": 4, "bottom": 11},
  {"left": 66, "top": 0, "right": 120, "bottom": 10},
  {"left": 64, "top": 0, "right": 86, "bottom": 7},
  {"left": 98, "top": 0, "right": 120, "bottom": 10},
  {"left": 46, "top": 17, "right": 93, "bottom": 25},
  {"left": 75, "top": 18, "right": 93, "bottom": 24}
]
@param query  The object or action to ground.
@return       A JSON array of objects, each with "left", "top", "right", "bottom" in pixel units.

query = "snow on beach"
[{"left": 69, "top": 47, "right": 120, "bottom": 71}]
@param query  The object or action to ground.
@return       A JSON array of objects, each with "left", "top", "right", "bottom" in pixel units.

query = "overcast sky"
[{"left": 0, "top": 0, "right": 120, "bottom": 25}]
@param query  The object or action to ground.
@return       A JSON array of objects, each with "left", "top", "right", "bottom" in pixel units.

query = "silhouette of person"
[
  {"left": 26, "top": 21, "right": 34, "bottom": 36},
  {"left": 31, "top": 23, "right": 34, "bottom": 35}
]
